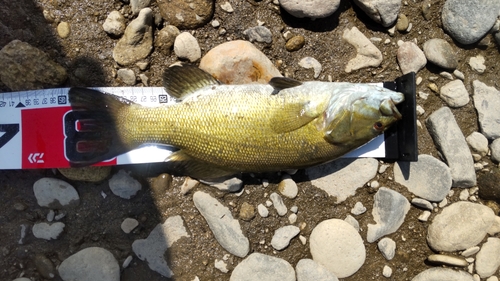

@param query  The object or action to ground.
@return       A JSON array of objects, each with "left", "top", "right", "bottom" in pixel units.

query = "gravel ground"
[{"left": 1, "top": 0, "right": 500, "bottom": 280}]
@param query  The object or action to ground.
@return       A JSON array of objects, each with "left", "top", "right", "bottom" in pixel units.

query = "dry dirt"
[{"left": 1, "top": 0, "right": 500, "bottom": 280}]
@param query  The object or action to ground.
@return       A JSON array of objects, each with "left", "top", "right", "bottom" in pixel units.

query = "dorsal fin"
[
  {"left": 269, "top": 77, "right": 303, "bottom": 93},
  {"left": 163, "top": 64, "right": 220, "bottom": 100}
]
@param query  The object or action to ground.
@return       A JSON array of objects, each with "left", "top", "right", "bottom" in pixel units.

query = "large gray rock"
[
  {"left": 310, "top": 219, "right": 365, "bottom": 278},
  {"left": 279, "top": 0, "right": 341, "bottom": 19},
  {"left": 58, "top": 247, "right": 119, "bottom": 281},
  {"left": 367, "top": 187, "right": 410, "bottom": 243},
  {"left": 352, "top": 0, "right": 401, "bottom": 27},
  {"left": 475, "top": 237, "right": 500, "bottom": 278},
  {"left": 491, "top": 139, "right": 500, "bottom": 163},
  {"left": 0, "top": 40, "right": 67, "bottom": 91},
  {"left": 113, "top": 8, "right": 153, "bottom": 65},
  {"left": 411, "top": 267, "right": 474, "bottom": 281},
  {"left": 306, "top": 158, "right": 378, "bottom": 203},
  {"left": 132, "top": 216, "right": 190, "bottom": 277},
  {"left": 296, "top": 259, "right": 339, "bottom": 281},
  {"left": 439, "top": 80, "right": 469, "bottom": 108},
  {"left": 427, "top": 202, "right": 496, "bottom": 252},
  {"left": 394, "top": 154, "right": 452, "bottom": 202},
  {"left": 230, "top": 253, "right": 295, "bottom": 281},
  {"left": 473, "top": 80, "right": 500, "bottom": 139},
  {"left": 193, "top": 191, "right": 249, "bottom": 257},
  {"left": 397, "top": 41, "right": 427, "bottom": 75},
  {"left": 442, "top": 0, "right": 500, "bottom": 44},
  {"left": 422, "top": 38, "right": 458, "bottom": 69},
  {"left": 426, "top": 107, "right": 476, "bottom": 187}
]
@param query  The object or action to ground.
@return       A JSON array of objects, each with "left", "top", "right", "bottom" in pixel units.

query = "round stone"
[
  {"left": 280, "top": 0, "right": 341, "bottom": 19},
  {"left": 310, "top": 219, "right": 365, "bottom": 278}
]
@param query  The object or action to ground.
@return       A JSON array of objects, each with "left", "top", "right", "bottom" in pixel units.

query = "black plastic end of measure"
[{"left": 382, "top": 72, "right": 418, "bottom": 162}]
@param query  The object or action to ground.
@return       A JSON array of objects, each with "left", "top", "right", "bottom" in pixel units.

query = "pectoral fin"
[
  {"left": 163, "top": 64, "right": 220, "bottom": 100},
  {"left": 270, "top": 98, "right": 327, "bottom": 134},
  {"left": 165, "top": 150, "right": 237, "bottom": 180}
]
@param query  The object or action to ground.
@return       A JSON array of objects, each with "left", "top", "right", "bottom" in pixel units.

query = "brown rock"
[
  {"left": 199, "top": 40, "right": 282, "bottom": 84},
  {"left": 157, "top": 0, "right": 214, "bottom": 29},
  {"left": 239, "top": 202, "right": 255, "bottom": 221},
  {"left": 285, "top": 35, "right": 305, "bottom": 52},
  {"left": 154, "top": 25, "right": 180, "bottom": 56},
  {"left": 151, "top": 173, "right": 173, "bottom": 195},
  {"left": 58, "top": 166, "right": 112, "bottom": 182}
]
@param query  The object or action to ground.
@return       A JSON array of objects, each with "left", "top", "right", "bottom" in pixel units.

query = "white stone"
[
  {"left": 377, "top": 237, "right": 396, "bottom": 260},
  {"left": 270, "top": 192, "right": 287, "bottom": 216},
  {"left": 344, "top": 215, "right": 360, "bottom": 232},
  {"left": 271, "top": 225, "right": 300, "bottom": 250},
  {"left": 58, "top": 247, "right": 119, "bottom": 281},
  {"left": 351, "top": 202, "right": 367, "bottom": 215},
  {"left": 215, "top": 259, "right": 229, "bottom": 273},
  {"left": 103, "top": 11, "right": 126, "bottom": 36},
  {"left": 121, "top": 218, "right": 139, "bottom": 234},
  {"left": 257, "top": 204, "right": 269, "bottom": 218},
  {"left": 33, "top": 178, "right": 80, "bottom": 208},
  {"left": 298, "top": 57, "right": 322, "bottom": 79},
  {"left": 108, "top": 170, "right": 141, "bottom": 199},
  {"left": 343, "top": 27, "right": 383, "bottom": 73},
  {"left": 411, "top": 268, "right": 474, "bottom": 281},
  {"left": 383, "top": 265, "right": 392, "bottom": 277},
  {"left": 440, "top": 80, "right": 470, "bottom": 108},
  {"left": 296, "top": 259, "right": 339, "bottom": 281},
  {"left": 32, "top": 222, "right": 65, "bottom": 240},
  {"left": 279, "top": 0, "right": 341, "bottom": 19},
  {"left": 466, "top": 132, "right": 489, "bottom": 156},
  {"left": 310, "top": 219, "right": 365, "bottom": 278},
  {"left": 473, "top": 81, "right": 500, "bottom": 139},
  {"left": 306, "top": 158, "right": 378, "bottom": 203},
  {"left": 475, "top": 237, "right": 500, "bottom": 278},
  {"left": 174, "top": 32, "right": 201, "bottom": 62},
  {"left": 230, "top": 253, "right": 295, "bottom": 281},
  {"left": 469, "top": 55, "right": 486, "bottom": 73},
  {"left": 278, "top": 175, "right": 298, "bottom": 199}
]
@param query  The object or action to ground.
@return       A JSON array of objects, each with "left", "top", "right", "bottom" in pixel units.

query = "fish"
[{"left": 67, "top": 65, "right": 404, "bottom": 180}]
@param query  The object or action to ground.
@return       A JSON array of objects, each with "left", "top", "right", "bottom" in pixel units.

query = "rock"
[
  {"left": 117, "top": 68, "right": 136, "bottom": 85},
  {"left": 411, "top": 198, "right": 434, "bottom": 211},
  {"left": 473, "top": 80, "right": 500, "bottom": 139},
  {"left": 306, "top": 158, "right": 378, "bottom": 203},
  {"left": 418, "top": 210, "right": 431, "bottom": 221},
  {"left": 367, "top": 187, "right": 410, "bottom": 243},
  {"left": 150, "top": 173, "right": 173, "bottom": 195},
  {"left": 121, "top": 218, "right": 139, "bottom": 233},
  {"left": 220, "top": 2, "right": 234, "bottom": 13},
  {"left": 33, "top": 178, "right": 80, "bottom": 208},
  {"left": 441, "top": 0, "right": 500, "bottom": 45},
  {"left": 113, "top": 8, "right": 153, "bottom": 65},
  {"left": 426, "top": 107, "right": 477, "bottom": 187},
  {"left": 377, "top": 237, "right": 396, "bottom": 260},
  {"left": 243, "top": 26, "right": 273, "bottom": 44},
  {"left": 344, "top": 215, "right": 360, "bottom": 232},
  {"left": 285, "top": 35, "right": 305, "bottom": 52},
  {"left": 180, "top": 177, "right": 199, "bottom": 194},
  {"left": 174, "top": 32, "right": 201, "bottom": 62},
  {"left": 343, "top": 27, "right": 383, "bottom": 73},
  {"left": 439, "top": 80, "right": 469, "bottom": 107},
  {"left": 351, "top": 202, "right": 366, "bottom": 215},
  {"left": 215, "top": 259, "right": 229, "bottom": 273},
  {"left": 154, "top": 25, "right": 180, "bottom": 56},
  {"left": 0, "top": 40, "right": 67, "bottom": 91},
  {"left": 157, "top": 0, "right": 213, "bottom": 29},
  {"left": 396, "top": 14, "right": 409, "bottom": 32},
  {"left": 310, "top": 219, "right": 365, "bottom": 278},
  {"left": 492, "top": 139, "right": 500, "bottom": 163},
  {"left": 199, "top": 40, "right": 282, "bottom": 84},
  {"left": 57, "top": 22, "right": 70, "bottom": 38},
  {"left": 427, "top": 201, "right": 496, "bottom": 251},
  {"left": 132, "top": 216, "right": 190, "bottom": 277},
  {"left": 103, "top": 11, "right": 126, "bottom": 36},
  {"left": 475, "top": 237, "right": 500, "bottom": 278},
  {"left": 108, "top": 170, "right": 142, "bottom": 199},
  {"left": 12, "top": 278, "right": 31, "bottom": 281},
  {"left": 58, "top": 247, "right": 120, "bottom": 281},
  {"left": 271, "top": 225, "right": 300, "bottom": 250},
  {"left": 279, "top": 0, "right": 341, "bottom": 19},
  {"left": 270, "top": 192, "right": 287, "bottom": 216},
  {"left": 278, "top": 175, "right": 298, "bottom": 199},
  {"left": 239, "top": 202, "right": 255, "bottom": 221},
  {"left": 427, "top": 254, "right": 468, "bottom": 267},
  {"left": 298, "top": 57, "right": 322, "bottom": 79},
  {"left": 423, "top": 38, "right": 458, "bottom": 69},
  {"left": 397, "top": 41, "right": 427, "bottom": 74},
  {"left": 394, "top": 154, "right": 452, "bottom": 202},
  {"left": 288, "top": 213, "right": 297, "bottom": 224},
  {"left": 209, "top": 177, "right": 243, "bottom": 192},
  {"left": 411, "top": 268, "right": 474, "bottom": 281},
  {"left": 34, "top": 254, "right": 56, "bottom": 279},
  {"left": 466, "top": 132, "right": 489, "bottom": 157},
  {"left": 193, "top": 191, "right": 249, "bottom": 257},
  {"left": 58, "top": 166, "right": 112, "bottom": 182},
  {"left": 230, "top": 253, "right": 295, "bottom": 281},
  {"left": 469, "top": 55, "right": 486, "bottom": 73},
  {"left": 352, "top": 0, "right": 401, "bottom": 27},
  {"left": 383, "top": 265, "right": 392, "bottom": 277},
  {"left": 296, "top": 259, "right": 339, "bottom": 281},
  {"left": 33, "top": 222, "right": 65, "bottom": 240},
  {"left": 131, "top": 0, "right": 151, "bottom": 15},
  {"left": 257, "top": 204, "right": 269, "bottom": 218}
]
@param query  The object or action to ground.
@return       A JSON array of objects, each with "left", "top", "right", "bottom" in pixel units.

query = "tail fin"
[{"left": 66, "top": 88, "right": 132, "bottom": 167}]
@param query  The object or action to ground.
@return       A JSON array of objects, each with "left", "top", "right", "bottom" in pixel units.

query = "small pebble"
[
  {"left": 215, "top": 259, "right": 229, "bottom": 273},
  {"left": 239, "top": 202, "right": 255, "bottom": 221},
  {"left": 351, "top": 202, "right": 367, "bottom": 215},
  {"left": 257, "top": 204, "right": 269, "bottom": 218},
  {"left": 427, "top": 254, "right": 468, "bottom": 267},
  {"left": 121, "top": 218, "right": 139, "bottom": 233},
  {"left": 418, "top": 210, "right": 431, "bottom": 222},
  {"left": 469, "top": 55, "right": 486, "bottom": 73},
  {"left": 270, "top": 192, "right": 287, "bottom": 216},
  {"left": 271, "top": 225, "right": 300, "bottom": 250},
  {"left": 278, "top": 175, "right": 298, "bottom": 199},
  {"left": 383, "top": 265, "right": 392, "bottom": 277},
  {"left": 288, "top": 213, "right": 297, "bottom": 224},
  {"left": 396, "top": 14, "right": 409, "bottom": 32},
  {"left": 123, "top": 255, "right": 133, "bottom": 268},
  {"left": 57, "top": 22, "right": 71, "bottom": 38},
  {"left": 285, "top": 35, "right": 305, "bottom": 52},
  {"left": 378, "top": 237, "right": 396, "bottom": 260},
  {"left": 298, "top": 57, "right": 322, "bottom": 79},
  {"left": 459, "top": 189, "right": 469, "bottom": 201},
  {"left": 117, "top": 68, "right": 136, "bottom": 85},
  {"left": 220, "top": 2, "right": 234, "bottom": 13}
]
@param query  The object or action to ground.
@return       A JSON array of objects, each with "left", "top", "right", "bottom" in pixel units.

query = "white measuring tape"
[{"left": 0, "top": 87, "right": 386, "bottom": 170}]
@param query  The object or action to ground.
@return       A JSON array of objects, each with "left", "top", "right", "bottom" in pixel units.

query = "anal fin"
[{"left": 165, "top": 150, "right": 237, "bottom": 180}]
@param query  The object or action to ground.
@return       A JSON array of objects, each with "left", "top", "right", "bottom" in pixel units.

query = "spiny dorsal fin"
[
  {"left": 269, "top": 77, "right": 303, "bottom": 93},
  {"left": 163, "top": 64, "right": 220, "bottom": 100}
]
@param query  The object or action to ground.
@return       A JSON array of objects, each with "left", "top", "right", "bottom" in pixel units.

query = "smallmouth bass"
[{"left": 68, "top": 65, "right": 404, "bottom": 179}]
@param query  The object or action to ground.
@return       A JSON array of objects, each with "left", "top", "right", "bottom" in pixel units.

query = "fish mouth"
[{"left": 380, "top": 99, "right": 403, "bottom": 120}]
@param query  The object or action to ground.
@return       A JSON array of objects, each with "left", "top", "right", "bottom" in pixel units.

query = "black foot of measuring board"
[{"left": 383, "top": 72, "right": 418, "bottom": 162}]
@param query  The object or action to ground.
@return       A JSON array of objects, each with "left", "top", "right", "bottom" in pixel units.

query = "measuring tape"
[{"left": 0, "top": 77, "right": 416, "bottom": 170}]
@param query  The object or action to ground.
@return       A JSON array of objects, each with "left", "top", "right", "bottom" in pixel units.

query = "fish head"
[{"left": 321, "top": 84, "right": 404, "bottom": 145}]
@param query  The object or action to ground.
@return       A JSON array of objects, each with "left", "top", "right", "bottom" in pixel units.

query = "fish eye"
[{"left": 374, "top": 122, "right": 384, "bottom": 131}]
